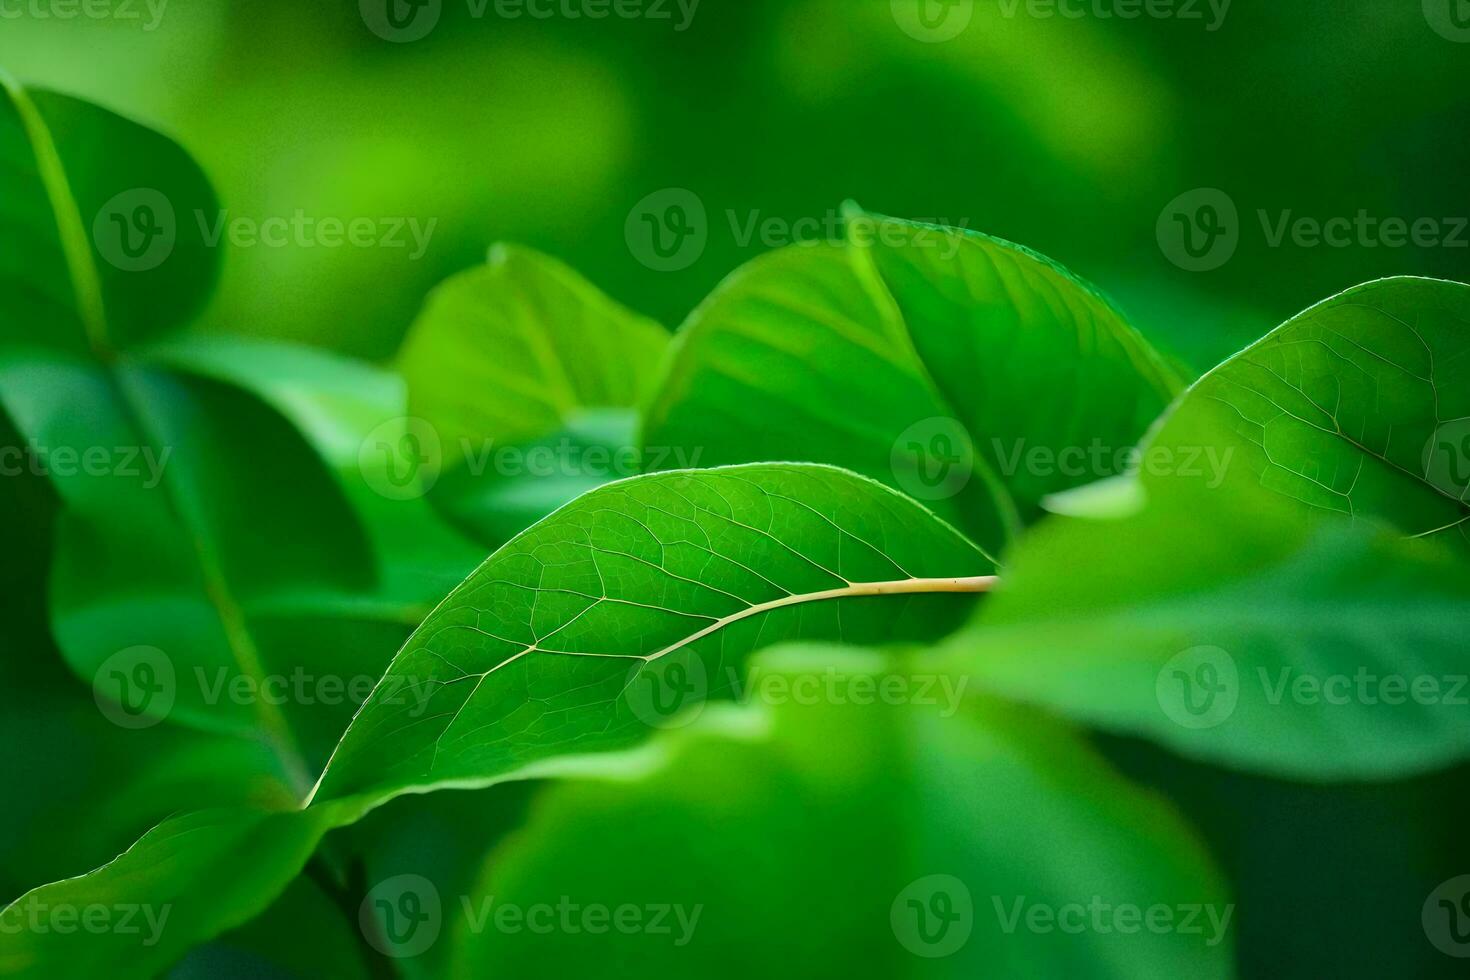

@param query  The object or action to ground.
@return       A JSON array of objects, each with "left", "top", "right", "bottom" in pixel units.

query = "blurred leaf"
[
  {"left": 312, "top": 462, "right": 996, "bottom": 806},
  {"left": 449, "top": 648, "right": 1233, "bottom": 977},
  {"left": 949, "top": 484, "right": 1470, "bottom": 780},
  {"left": 0, "top": 351, "right": 384, "bottom": 784},
  {"left": 1145, "top": 277, "right": 1470, "bottom": 546},
  {"left": 643, "top": 209, "right": 1181, "bottom": 554},
  {"left": 146, "top": 334, "right": 482, "bottom": 608},
  {"left": 166, "top": 876, "right": 373, "bottom": 980},
  {"left": 0, "top": 807, "right": 337, "bottom": 979},
  {"left": 398, "top": 245, "right": 669, "bottom": 547},
  {"left": 0, "top": 77, "right": 217, "bottom": 353}
]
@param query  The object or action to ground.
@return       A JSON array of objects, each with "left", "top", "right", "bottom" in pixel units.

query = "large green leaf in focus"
[
  {"left": 449, "top": 648, "right": 1233, "bottom": 978},
  {"left": 1141, "top": 277, "right": 1470, "bottom": 548},
  {"left": 0, "top": 75, "right": 217, "bottom": 353},
  {"left": 642, "top": 207, "right": 1182, "bottom": 552},
  {"left": 397, "top": 245, "right": 670, "bottom": 547},
  {"left": 311, "top": 462, "right": 996, "bottom": 806},
  {"left": 950, "top": 486, "right": 1470, "bottom": 780}
]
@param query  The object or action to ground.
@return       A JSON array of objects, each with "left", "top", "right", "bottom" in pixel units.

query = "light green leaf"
[
  {"left": 642, "top": 207, "right": 1182, "bottom": 552},
  {"left": 449, "top": 647, "right": 1233, "bottom": 977},
  {"left": 1142, "top": 276, "right": 1470, "bottom": 546},
  {"left": 949, "top": 486, "right": 1470, "bottom": 780},
  {"left": 311, "top": 462, "right": 996, "bottom": 807},
  {"left": 398, "top": 245, "right": 670, "bottom": 546},
  {"left": 0, "top": 75, "right": 218, "bottom": 354}
]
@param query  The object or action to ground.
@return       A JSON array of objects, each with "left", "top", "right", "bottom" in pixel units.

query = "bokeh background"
[
  {"left": 4, "top": 4, "right": 1470, "bottom": 977},
  {"left": 2, "top": 0, "right": 1466, "bottom": 373}
]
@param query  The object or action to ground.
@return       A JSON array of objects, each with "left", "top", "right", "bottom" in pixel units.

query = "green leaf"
[
  {"left": 397, "top": 245, "right": 670, "bottom": 547},
  {"left": 145, "top": 334, "right": 483, "bottom": 609},
  {"left": 0, "top": 76, "right": 218, "bottom": 354},
  {"left": 448, "top": 647, "right": 1233, "bottom": 977},
  {"left": 642, "top": 208, "right": 1182, "bottom": 552},
  {"left": 310, "top": 462, "right": 996, "bottom": 806},
  {"left": 1142, "top": 276, "right": 1470, "bottom": 546},
  {"left": 0, "top": 806, "right": 337, "bottom": 979},
  {"left": 0, "top": 84, "right": 413, "bottom": 801},
  {"left": 949, "top": 486, "right": 1470, "bottom": 780}
]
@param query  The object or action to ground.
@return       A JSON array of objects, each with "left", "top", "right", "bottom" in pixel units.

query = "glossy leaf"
[
  {"left": 1142, "top": 276, "right": 1470, "bottom": 547},
  {"left": 398, "top": 245, "right": 670, "bottom": 546},
  {"left": 643, "top": 208, "right": 1182, "bottom": 552},
  {"left": 0, "top": 75, "right": 217, "bottom": 354},
  {"left": 311, "top": 462, "right": 996, "bottom": 806}
]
